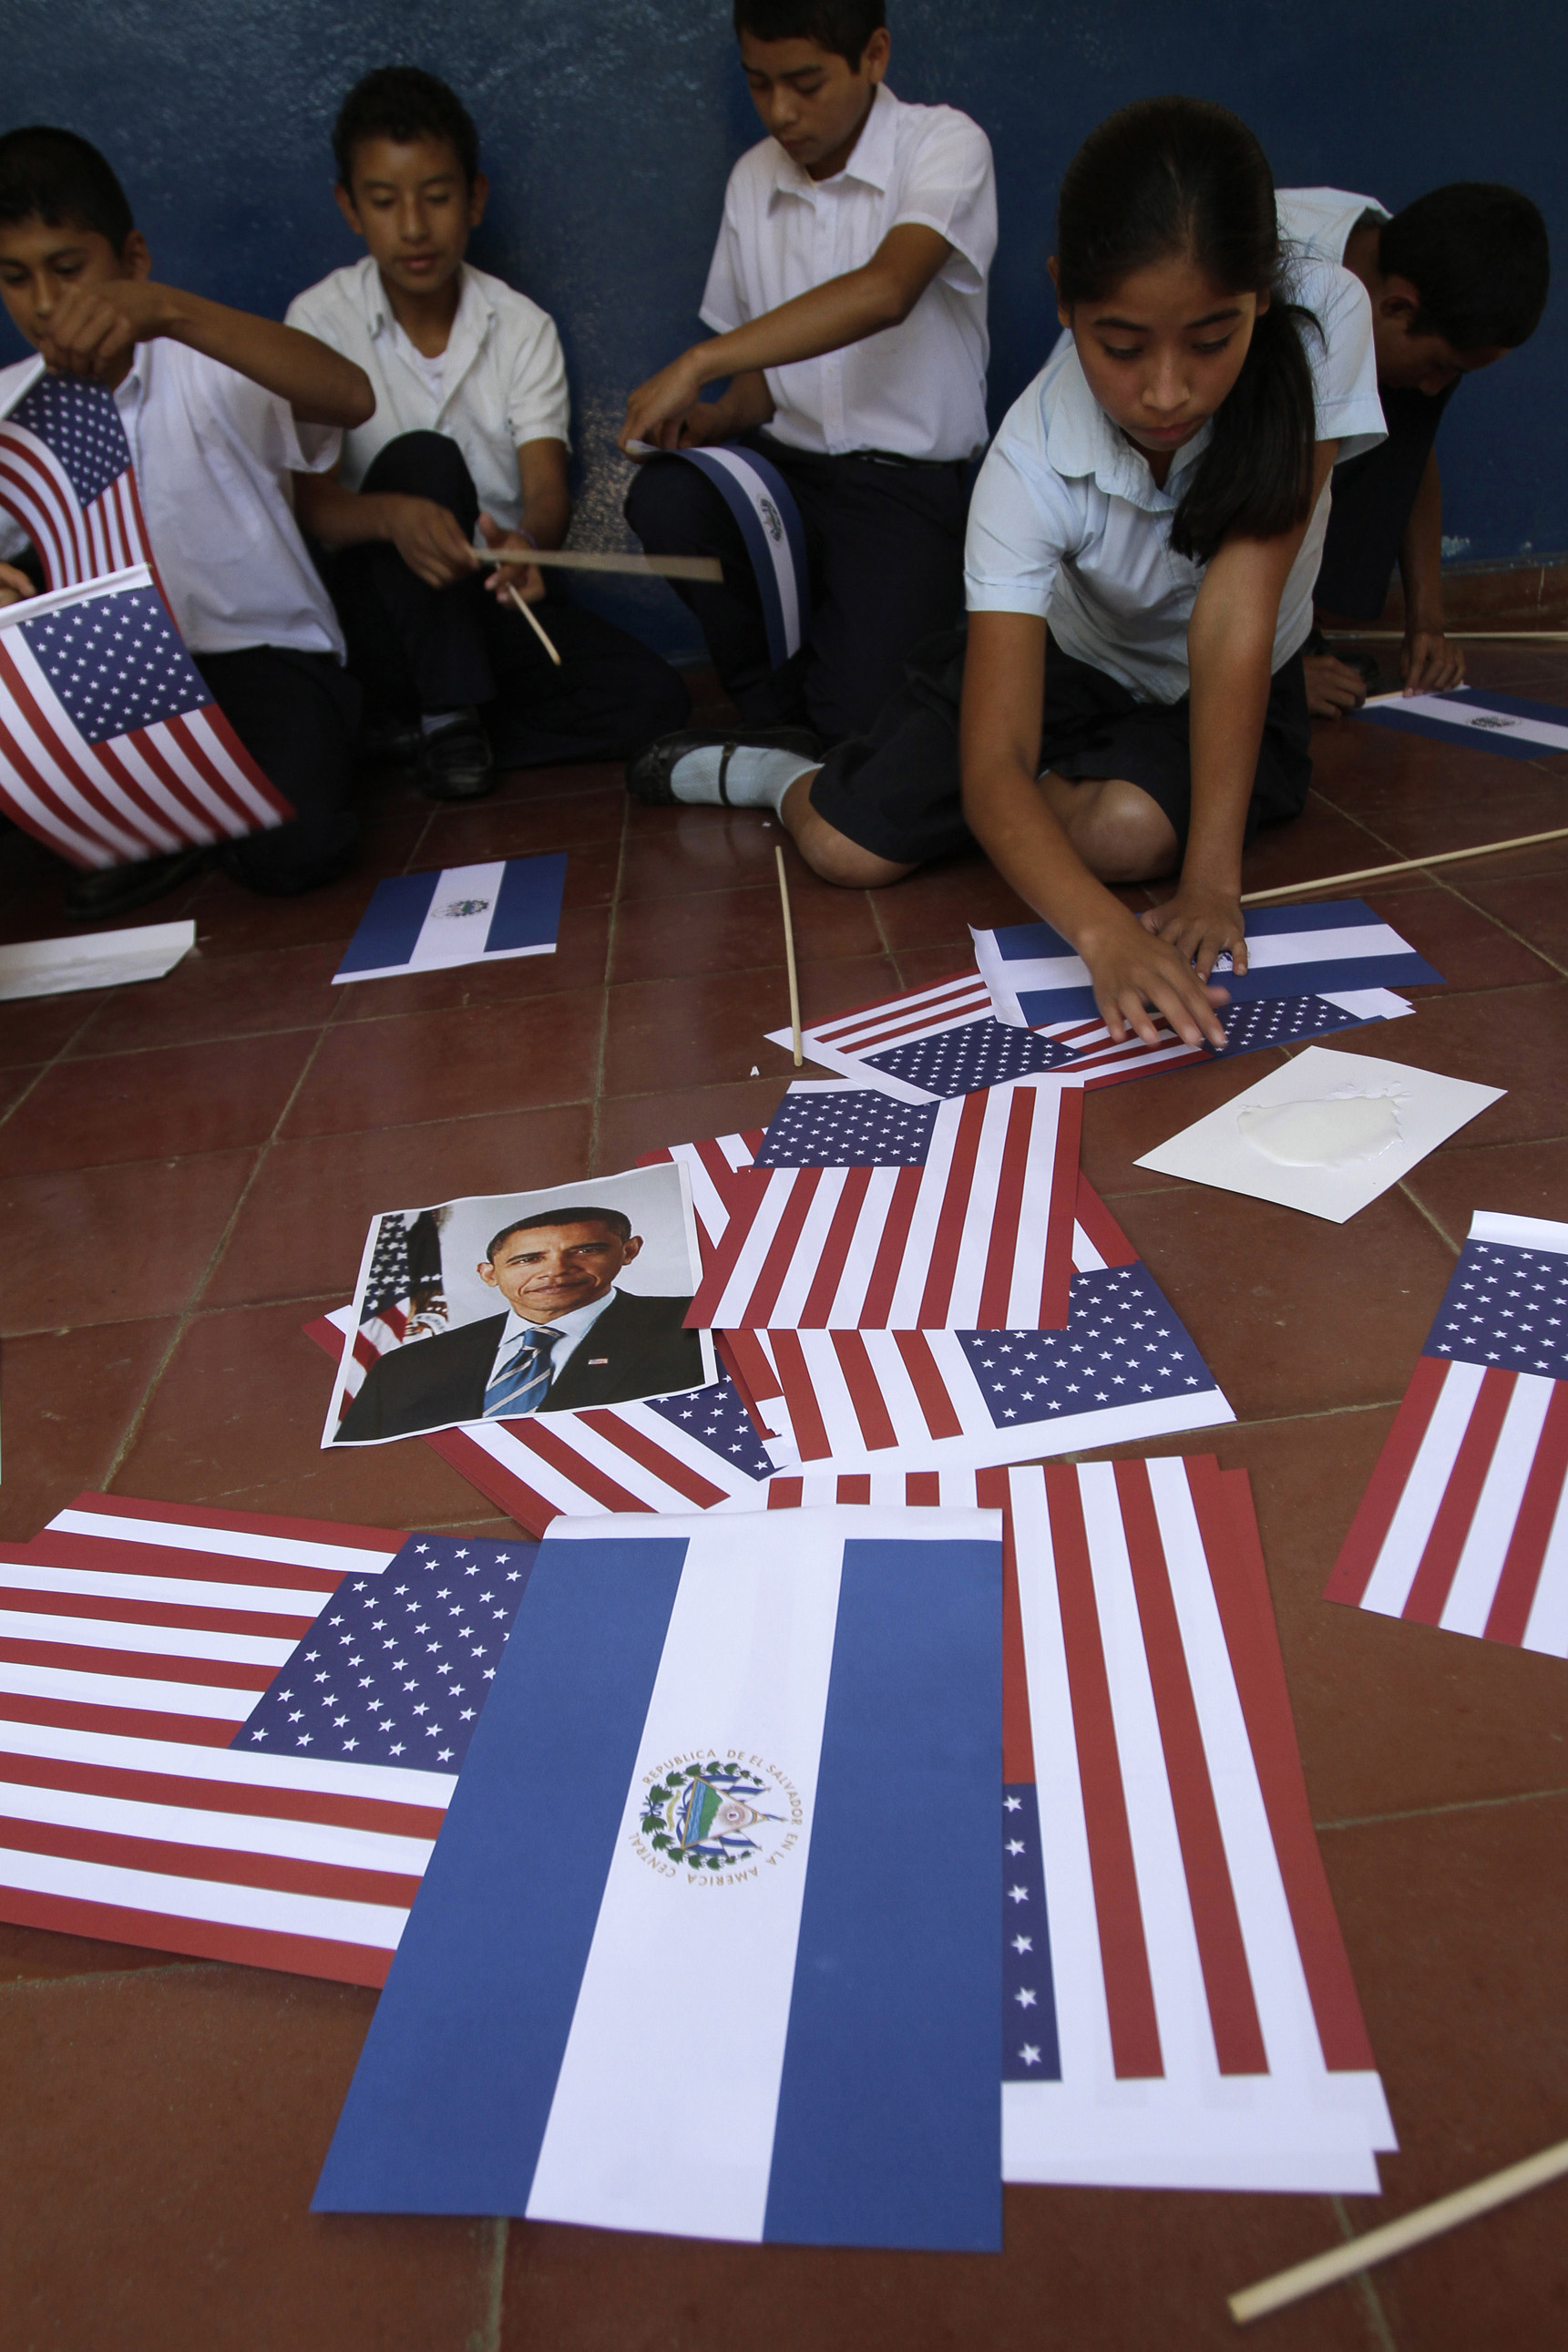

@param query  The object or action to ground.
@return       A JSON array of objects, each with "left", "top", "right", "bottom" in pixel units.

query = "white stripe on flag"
[
  {"left": 523, "top": 1525, "right": 844, "bottom": 2237},
  {"left": 692, "top": 446, "right": 803, "bottom": 654},
  {"left": 0, "top": 633, "right": 161, "bottom": 861},
  {"left": 1438, "top": 1375, "right": 1555, "bottom": 1636},
  {"left": 0, "top": 1560, "right": 349, "bottom": 1618},
  {"left": 47, "top": 1508, "right": 397, "bottom": 1577},
  {"left": 0, "top": 1773, "right": 437, "bottom": 1878},
  {"left": 0, "top": 1659, "right": 256, "bottom": 1721},
  {"left": 1522, "top": 1490, "right": 1568, "bottom": 1655},
  {"left": 1356, "top": 1359, "right": 1483, "bottom": 1618},
  {"left": 0, "top": 1605, "right": 295, "bottom": 1670},
  {"left": 405, "top": 863, "right": 510, "bottom": 971},
  {"left": 0, "top": 1844, "right": 410, "bottom": 1952},
  {"left": 1370, "top": 691, "right": 1568, "bottom": 754}
]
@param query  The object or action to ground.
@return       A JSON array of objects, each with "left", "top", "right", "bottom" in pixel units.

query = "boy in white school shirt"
[
  {"left": 1277, "top": 183, "right": 1549, "bottom": 718},
  {"left": 620, "top": 0, "right": 996, "bottom": 768},
  {"left": 0, "top": 125, "right": 374, "bottom": 919},
  {"left": 286, "top": 69, "right": 688, "bottom": 803}
]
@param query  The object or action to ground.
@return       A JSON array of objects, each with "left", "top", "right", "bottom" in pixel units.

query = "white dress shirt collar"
[
  {"left": 357, "top": 257, "right": 497, "bottom": 416},
  {"left": 767, "top": 77, "right": 900, "bottom": 207},
  {"left": 1043, "top": 341, "right": 1213, "bottom": 512}
]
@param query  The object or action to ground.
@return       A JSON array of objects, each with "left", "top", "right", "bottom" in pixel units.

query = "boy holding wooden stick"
[{"left": 288, "top": 68, "right": 688, "bottom": 802}]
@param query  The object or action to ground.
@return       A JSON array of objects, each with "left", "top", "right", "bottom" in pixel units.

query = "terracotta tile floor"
[{"left": 3, "top": 652, "right": 1567, "bottom": 2349}]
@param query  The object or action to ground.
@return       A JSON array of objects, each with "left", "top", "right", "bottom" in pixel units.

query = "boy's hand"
[
  {"left": 619, "top": 353, "right": 708, "bottom": 454},
  {"left": 1141, "top": 883, "right": 1247, "bottom": 985},
  {"left": 477, "top": 512, "right": 544, "bottom": 604},
  {"left": 1081, "top": 915, "right": 1231, "bottom": 1051},
  {"left": 384, "top": 495, "right": 481, "bottom": 590},
  {"left": 1401, "top": 628, "right": 1465, "bottom": 694},
  {"left": 1302, "top": 651, "right": 1368, "bottom": 719},
  {"left": 34, "top": 277, "right": 177, "bottom": 382},
  {"left": 0, "top": 561, "right": 36, "bottom": 608}
]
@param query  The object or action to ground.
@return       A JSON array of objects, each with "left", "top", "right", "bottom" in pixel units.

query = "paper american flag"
[
  {"left": 0, "top": 368, "right": 158, "bottom": 592},
  {"left": 1002, "top": 1455, "right": 1393, "bottom": 2191},
  {"left": 0, "top": 566, "right": 292, "bottom": 868},
  {"left": 0, "top": 1494, "right": 456, "bottom": 1987},
  {"left": 767, "top": 971, "right": 1409, "bottom": 1106},
  {"left": 335, "top": 1210, "right": 449, "bottom": 1420},
  {"left": 1327, "top": 1210, "right": 1568, "bottom": 1654},
  {"left": 685, "top": 1080, "right": 1082, "bottom": 1331}
]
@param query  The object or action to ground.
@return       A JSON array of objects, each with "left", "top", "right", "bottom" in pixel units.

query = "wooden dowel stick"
[
  {"left": 476, "top": 547, "right": 723, "bottom": 583},
  {"left": 1228, "top": 2135, "right": 1568, "bottom": 2326},
  {"left": 775, "top": 845, "right": 803, "bottom": 1068},
  {"left": 504, "top": 583, "right": 561, "bottom": 667},
  {"left": 1240, "top": 825, "right": 1568, "bottom": 907},
  {"left": 1322, "top": 630, "right": 1568, "bottom": 642}
]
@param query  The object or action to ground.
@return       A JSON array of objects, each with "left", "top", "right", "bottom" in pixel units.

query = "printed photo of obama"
[{"left": 325, "top": 1163, "right": 714, "bottom": 1447}]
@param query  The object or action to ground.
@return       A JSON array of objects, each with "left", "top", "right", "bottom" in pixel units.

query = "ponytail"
[{"left": 1055, "top": 97, "right": 1319, "bottom": 565}]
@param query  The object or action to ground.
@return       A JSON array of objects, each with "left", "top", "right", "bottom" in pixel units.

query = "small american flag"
[
  {"left": 0, "top": 566, "right": 292, "bottom": 868},
  {"left": 0, "top": 368, "right": 157, "bottom": 591},
  {"left": 237, "top": 1534, "right": 534, "bottom": 1771},
  {"left": 337, "top": 1211, "right": 448, "bottom": 1418},
  {"left": 0, "top": 1494, "right": 449, "bottom": 1987},
  {"left": 1003, "top": 1456, "right": 1393, "bottom": 2191},
  {"left": 686, "top": 1080, "right": 1082, "bottom": 1331},
  {"left": 1327, "top": 1211, "right": 1568, "bottom": 1654}
]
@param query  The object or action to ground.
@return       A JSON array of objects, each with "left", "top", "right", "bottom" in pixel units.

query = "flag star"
[
  {"left": 1007, "top": 1884, "right": 1029, "bottom": 1905},
  {"left": 1019, "top": 2044, "right": 1041, "bottom": 2067},
  {"left": 1005, "top": 1838, "right": 1026, "bottom": 1854},
  {"left": 1015, "top": 1987, "right": 1038, "bottom": 2008},
  {"left": 1003, "top": 1794, "right": 1022, "bottom": 1811},
  {"left": 1011, "top": 1934, "right": 1032, "bottom": 1954}
]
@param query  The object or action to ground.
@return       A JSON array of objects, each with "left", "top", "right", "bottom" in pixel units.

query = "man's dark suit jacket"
[{"left": 336, "top": 1290, "right": 705, "bottom": 1443}]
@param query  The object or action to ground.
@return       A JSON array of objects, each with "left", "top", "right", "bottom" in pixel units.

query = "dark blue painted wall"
[{"left": 5, "top": 1, "right": 1562, "bottom": 656}]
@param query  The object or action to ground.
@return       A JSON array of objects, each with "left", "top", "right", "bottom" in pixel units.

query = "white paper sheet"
[
  {"left": 1134, "top": 1046, "right": 1503, "bottom": 1222},
  {"left": 0, "top": 919, "right": 195, "bottom": 1001}
]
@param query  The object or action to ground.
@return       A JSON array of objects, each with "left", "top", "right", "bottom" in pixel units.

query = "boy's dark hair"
[
  {"left": 732, "top": 0, "right": 886, "bottom": 66},
  {"left": 332, "top": 67, "right": 479, "bottom": 190},
  {"left": 1056, "top": 96, "right": 1318, "bottom": 566},
  {"left": 0, "top": 126, "right": 133, "bottom": 251},
  {"left": 487, "top": 1208, "right": 632, "bottom": 1259},
  {"left": 1378, "top": 184, "right": 1549, "bottom": 352}
]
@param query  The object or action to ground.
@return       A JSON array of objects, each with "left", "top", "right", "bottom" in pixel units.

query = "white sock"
[
  {"left": 420, "top": 709, "right": 466, "bottom": 736},
  {"left": 669, "top": 743, "right": 817, "bottom": 812}
]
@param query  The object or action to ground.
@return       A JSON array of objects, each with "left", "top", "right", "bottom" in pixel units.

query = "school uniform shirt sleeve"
[
  {"left": 886, "top": 107, "right": 997, "bottom": 294},
  {"left": 504, "top": 304, "right": 570, "bottom": 448},
  {"left": 1292, "top": 256, "right": 1386, "bottom": 463},
  {"left": 962, "top": 371, "right": 1082, "bottom": 618},
  {"left": 699, "top": 170, "right": 753, "bottom": 335}
]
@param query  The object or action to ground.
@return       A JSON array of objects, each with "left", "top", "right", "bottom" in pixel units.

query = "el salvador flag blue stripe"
[
  {"left": 335, "top": 868, "right": 440, "bottom": 977},
  {"left": 485, "top": 848, "right": 567, "bottom": 954},
  {"left": 675, "top": 446, "right": 810, "bottom": 671},
  {"left": 312, "top": 1538, "right": 687, "bottom": 2216},
  {"left": 764, "top": 1538, "right": 1002, "bottom": 2251}
]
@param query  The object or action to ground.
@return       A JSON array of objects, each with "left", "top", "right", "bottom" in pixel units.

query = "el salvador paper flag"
[
  {"left": 333, "top": 855, "right": 567, "bottom": 984},
  {"left": 313, "top": 1505, "right": 1004, "bottom": 2251},
  {"left": 1360, "top": 685, "right": 1568, "bottom": 763},
  {"left": 973, "top": 900, "right": 1443, "bottom": 1030}
]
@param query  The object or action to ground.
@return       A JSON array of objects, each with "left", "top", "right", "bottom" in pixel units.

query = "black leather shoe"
[
  {"left": 626, "top": 725, "right": 821, "bottom": 806},
  {"left": 358, "top": 714, "right": 423, "bottom": 771},
  {"left": 415, "top": 710, "right": 495, "bottom": 801},
  {"left": 64, "top": 844, "right": 211, "bottom": 923}
]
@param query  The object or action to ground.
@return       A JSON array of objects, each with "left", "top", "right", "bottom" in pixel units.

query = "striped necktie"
[{"left": 482, "top": 1325, "right": 563, "bottom": 1420}]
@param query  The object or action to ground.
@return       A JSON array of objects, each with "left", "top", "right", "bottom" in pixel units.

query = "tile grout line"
[
  {"left": 1316, "top": 1783, "right": 1568, "bottom": 1834},
  {"left": 0, "top": 985, "right": 112, "bottom": 1135},
  {"left": 474, "top": 2214, "right": 508, "bottom": 2352},
  {"left": 93, "top": 1022, "right": 342, "bottom": 1493},
  {"left": 1329, "top": 2196, "right": 1401, "bottom": 2352}
]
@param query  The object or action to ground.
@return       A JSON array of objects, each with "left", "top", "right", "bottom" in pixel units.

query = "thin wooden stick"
[
  {"left": 476, "top": 547, "right": 723, "bottom": 583},
  {"left": 1229, "top": 2135, "right": 1568, "bottom": 2326},
  {"left": 1322, "top": 630, "right": 1568, "bottom": 642},
  {"left": 1240, "top": 825, "right": 1568, "bottom": 906},
  {"left": 504, "top": 583, "right": 561, "bottom": 667},
  {"left": 775, "top": 844, "right": 803, "bottom": 1068}
]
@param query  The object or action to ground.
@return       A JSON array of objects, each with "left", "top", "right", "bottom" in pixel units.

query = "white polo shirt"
[
  {"left": 0, "top": 344, "right": 343, "bottom": 658},
  {"left": 700, "top": 80, "right": 996, "bottom": 462},
  {"left": 1276, "top": 186, "right": 1390, "bottom": 270},
  {"left": 285, "top": 258, "right": 570, "bottom": 532},
  {"left": 964, "top": 257, "right": 1387, "bottom": 704}
]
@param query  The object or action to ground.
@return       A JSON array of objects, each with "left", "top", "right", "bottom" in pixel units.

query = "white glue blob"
[{"left": 1236, "top": 1089, "right": 1403, "bottom": 1169}]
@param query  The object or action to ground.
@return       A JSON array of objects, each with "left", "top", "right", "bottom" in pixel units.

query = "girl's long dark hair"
[{"left": 1055, "top": 97, "right": 1318, "bottom": 563}]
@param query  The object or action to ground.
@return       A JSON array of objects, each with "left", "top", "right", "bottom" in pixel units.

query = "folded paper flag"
[
  {"left": 769, "top": 973, "right": 1410, "bottom": 1106},
  {"left": 721, "top": 1175, "right": 1233, "bottom": 1478},
  {"left": 1360, "top": 685, "right": 1568, "bottom": 763},
  {"left": 0, "top": 566, "right": 293, "bottom": 869},
  {"left": 0, "top": 918, "right": 195, "bottom": 1002},
  {"left": 313, "top": 1505, "right": 1005, "bottom": 2252},
  {"left": 0, "top": 1494, "right": 448, "bottom": 1985},
  {"left": 1002, "top": 1456, "right": 1393, "bottom": 2192},
  {"left": 685, "top": 1080, "right": 1082, "bottom": 1331},
  {"left": 975, "top": 900, "right": 1443, "bottom": 1030},
  {"left": 1327, "top": 1210, "right": 1568, "bottom": 1654},
  {"left": 333, "top": 854, "right": 567, "bottom": 984}
]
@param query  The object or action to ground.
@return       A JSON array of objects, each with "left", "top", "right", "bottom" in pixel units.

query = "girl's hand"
[
  {"left": 0, "top": 561, "right": 36, "bottom": 608},
  {"left": 1081, "top": 917, "right": 1231, "bottom": 1050},
  {"left": 1140, "top": 887, "right": 1247, "bottom": 984}
]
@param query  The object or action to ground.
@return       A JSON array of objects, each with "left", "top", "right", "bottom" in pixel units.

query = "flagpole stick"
[
  {"left": 1228, "top": 2135, "right": 1568, "bottom": 2326},
  {"left": 504, "top": 582, "right": 562, "bottom": 668},
  {"left": 1240, "top": 825, "right": 1568, "bottom": 907},
  {"left": 476, "top": 547, "right": 723, "bottom": 583},
  {"left": 1322, "top": 630, "right": 1568, "bottom": 643},
  {"left": 775, "top": 844, "right": 803, "bottom": 1067}
]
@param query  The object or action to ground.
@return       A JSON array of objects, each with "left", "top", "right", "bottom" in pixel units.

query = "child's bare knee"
[{"left": 1069, "top": 779, "right": 1178, "bottom": 882}]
